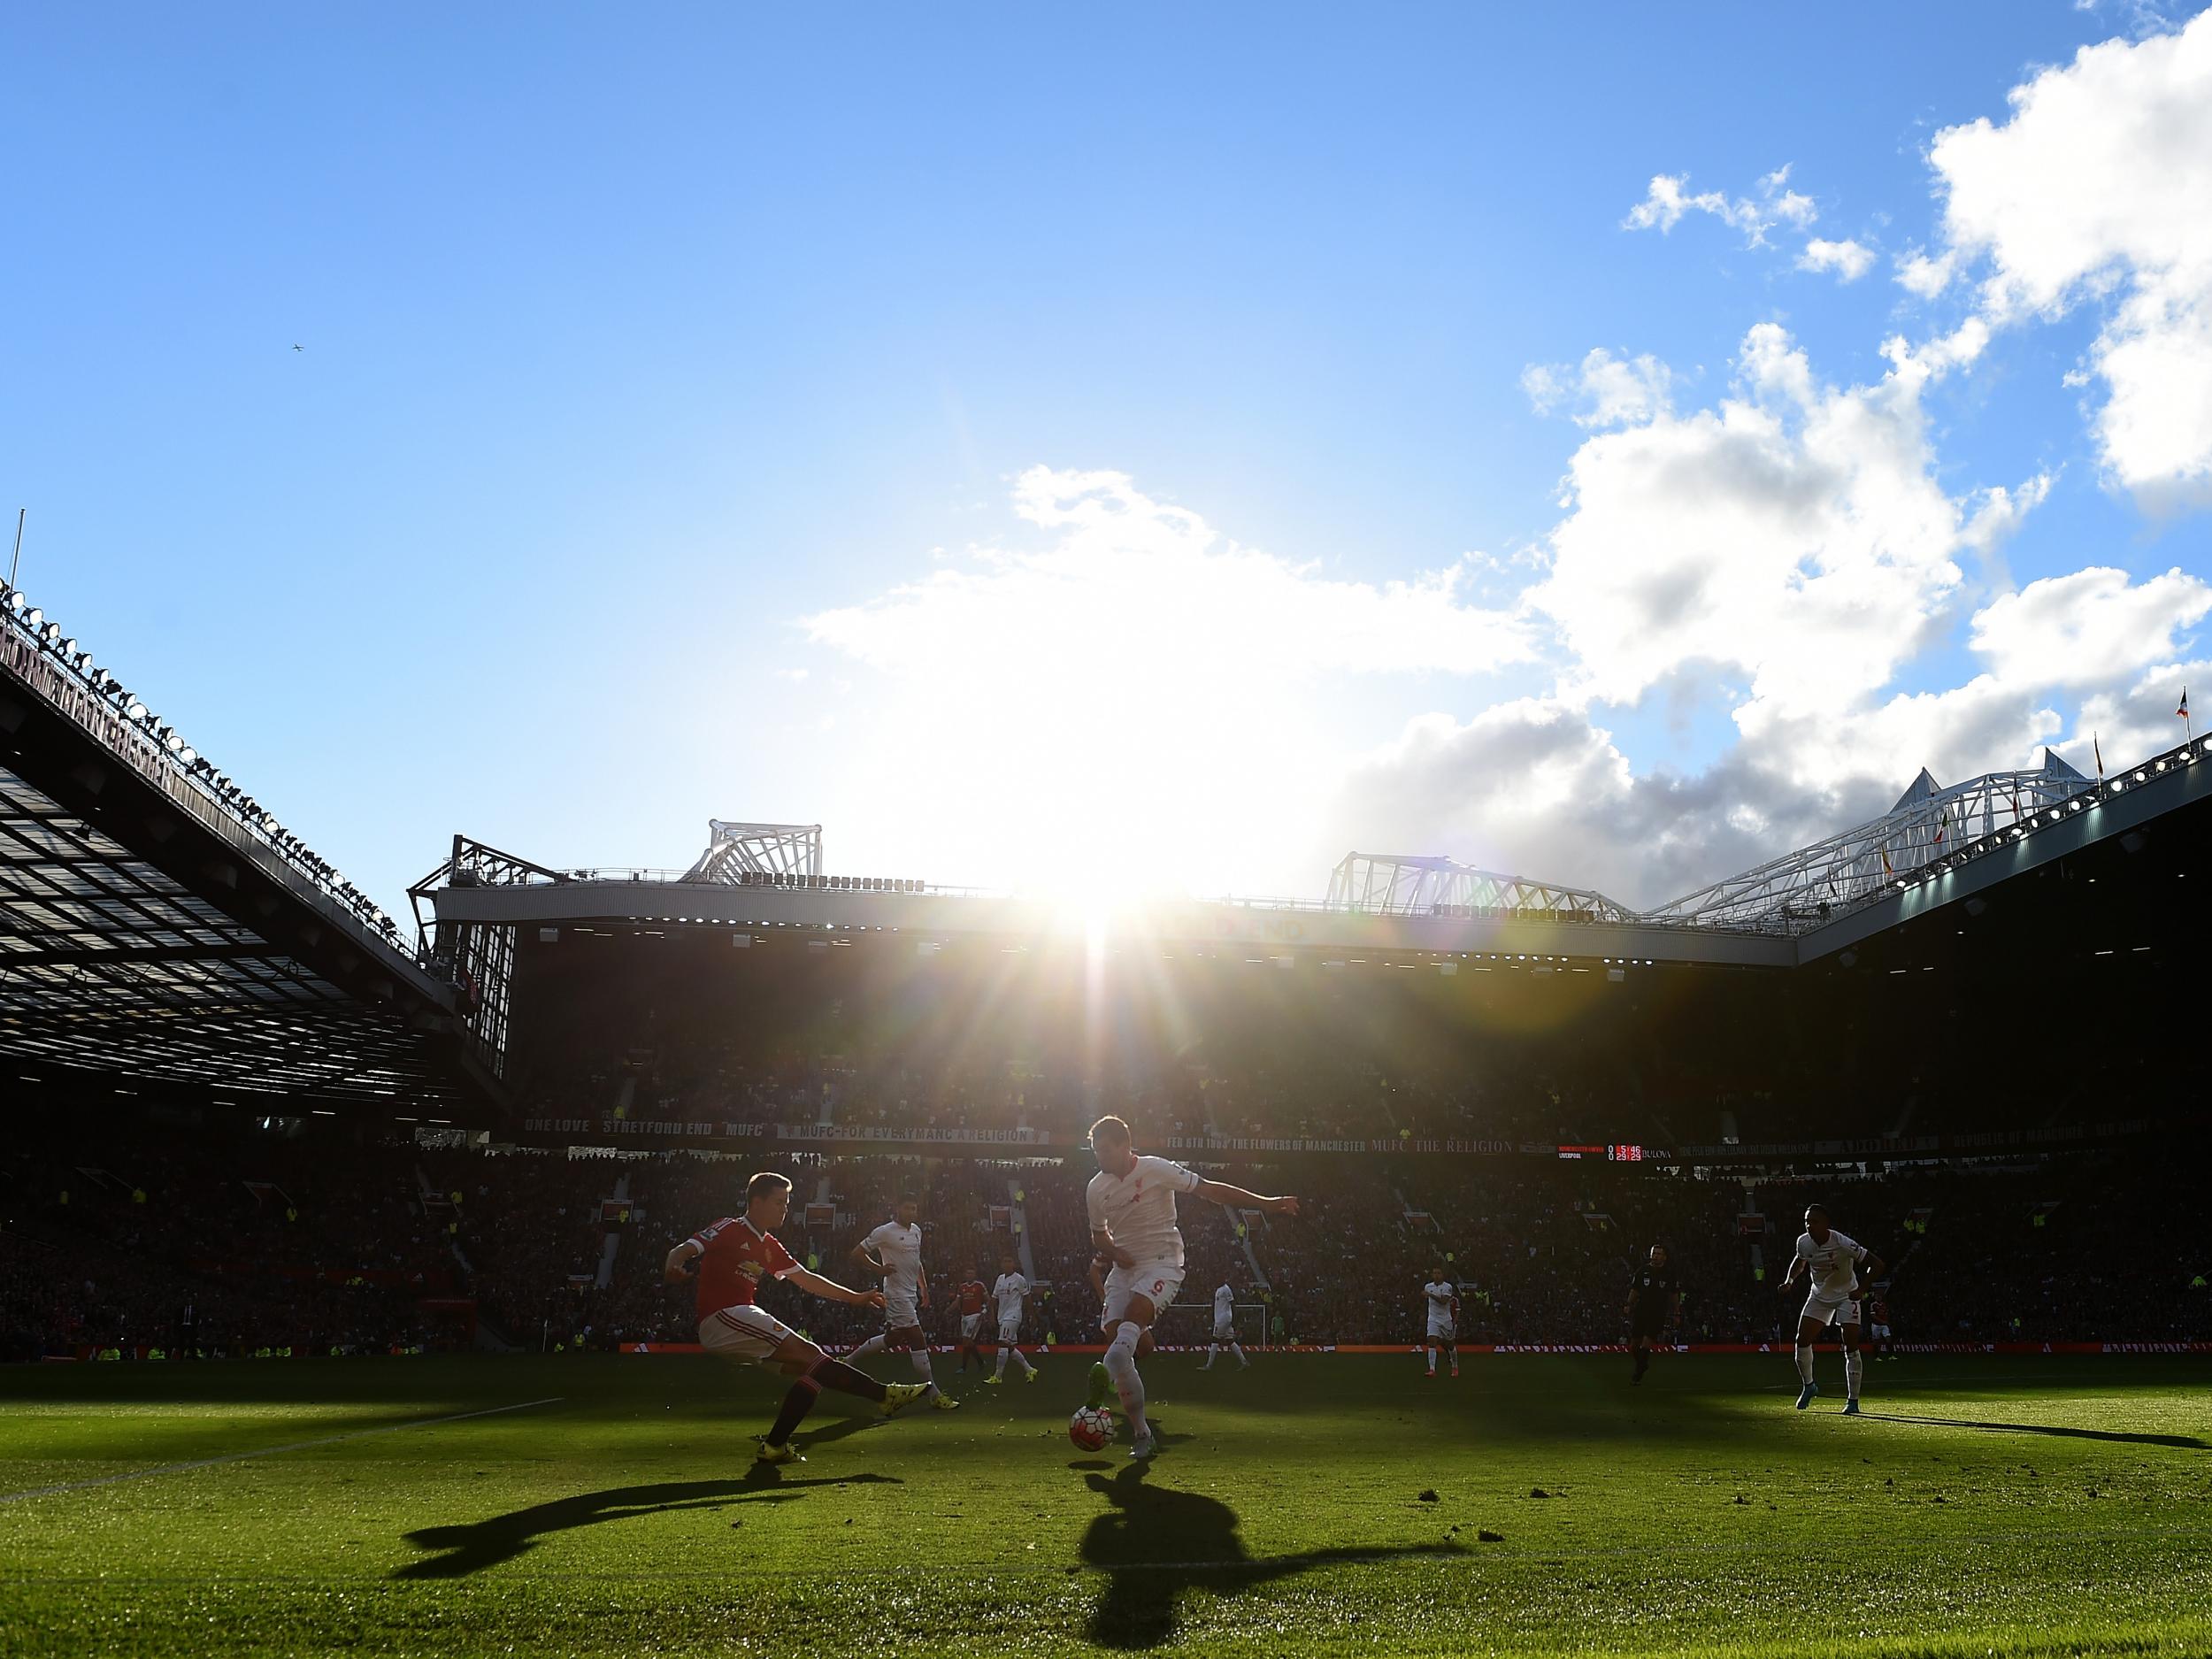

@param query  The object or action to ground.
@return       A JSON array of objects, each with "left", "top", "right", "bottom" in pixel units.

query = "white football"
[{"left": 1068, "top": 1405, "right": 1113, "bottom": 1451}]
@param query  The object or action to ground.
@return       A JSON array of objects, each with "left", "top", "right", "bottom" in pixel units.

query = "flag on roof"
[
  {"left": 2093, "top": 733, "right": 2104, "bottom": 780},
  {"left": 2178, "top": 687, "right": 2190, "bottom": 721}
]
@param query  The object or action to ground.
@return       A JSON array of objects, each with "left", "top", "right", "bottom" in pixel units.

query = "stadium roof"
[
  {"left": 426, "top": 730, "right": 2212, "bottom": 986},
  {"left": 0, "top": 589, "right": 497, "bottom": 1114}
]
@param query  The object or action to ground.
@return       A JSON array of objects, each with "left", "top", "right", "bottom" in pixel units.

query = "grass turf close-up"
[{"left": 1, "top": 1352, "right": 2207, "bottom": 1657}]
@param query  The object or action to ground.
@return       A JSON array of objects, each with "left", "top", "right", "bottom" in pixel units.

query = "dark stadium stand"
[
  {"left": 8, "top": 1113, "right": 2206, "bottom": 1362},
  {"left": 5, "top": 584, "right": 2208, "bottom": 1369}
]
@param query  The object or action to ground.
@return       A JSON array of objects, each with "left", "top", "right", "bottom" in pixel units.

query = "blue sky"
[{"left": 5, "top": 2, "right": 2210, "bottom": 914}]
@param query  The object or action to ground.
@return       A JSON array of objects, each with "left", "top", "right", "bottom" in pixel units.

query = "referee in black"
[{"left": 1624, "top": 1243, "right": 1682, "bottom": 1385}]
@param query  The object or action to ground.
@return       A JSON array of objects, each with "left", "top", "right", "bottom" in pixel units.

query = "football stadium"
[
  {"left": 5, "top": 554, "right": 2211, "bottom": 1658},
  {"left": 10, "top": 10, "right": 2212, "bottom": 1659}
]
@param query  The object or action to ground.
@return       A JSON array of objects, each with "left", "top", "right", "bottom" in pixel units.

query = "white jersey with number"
[
  {"left": 1086, "top": 1155, "right": 1202, "bottom": 1270},
  {"left": 993, "top": 1271, "right": 1029, "bottom": 1324},
  {"left": 864, "top": 1220, "right": 925, "bottom": 1302},
  {"left": 1794, "top": 1229, "right": 1868, "bottom": 1300}
]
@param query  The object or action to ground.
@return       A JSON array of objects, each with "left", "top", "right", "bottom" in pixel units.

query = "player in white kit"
[
  {"left": 1779, "top": 1202, "right": 1887, "bottom": 1416},
  {"left": 987, "top": 1250, "right": 1038, "bottom": 1384},
  {"left": 1086, "top": 1115, "right": 1298, "bottom": 1458},
  {"left": 847, "top": 1195, "right": 960, "bottom": 1410},
  {"left": 1201, "top": 1281, "right": 1248, "bottom": 1371},
  {"left": 1422, "top": 1268, "right": 1459, "bottom": 1378}
]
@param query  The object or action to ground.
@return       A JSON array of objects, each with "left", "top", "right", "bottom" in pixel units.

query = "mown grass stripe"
[{"left": 0, "top": 1396, "right": 565, "bottom": 1503}]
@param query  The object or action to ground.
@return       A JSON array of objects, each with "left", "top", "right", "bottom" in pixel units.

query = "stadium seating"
[{"left": 7, "top": 1115, "right": 2205, "bottom": 1362}]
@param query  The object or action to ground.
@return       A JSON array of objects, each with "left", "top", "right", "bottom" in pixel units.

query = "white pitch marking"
[
  {"left": 0, "top": 1396, "right": 565, "bottom": 1503},
  {"left": 1755, "top": 1373, "right": 2050, "bottom": 1393}
]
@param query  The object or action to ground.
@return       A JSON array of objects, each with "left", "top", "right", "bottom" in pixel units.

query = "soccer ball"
[{"left": 1068, "top": 1405, "right": 1113, "bottom": 1451}]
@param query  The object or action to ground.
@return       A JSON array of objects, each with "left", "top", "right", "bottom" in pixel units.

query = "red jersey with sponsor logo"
[
  {"left": 687, "top": 1216, "right": 799, "bottom": 1322},
  {"left": 958, "top": 1279, "right": 987, "bottom": 1316}
]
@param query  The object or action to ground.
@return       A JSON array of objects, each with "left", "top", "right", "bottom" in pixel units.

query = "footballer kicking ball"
[{"left": 1068, "top": 1405, "right": 1113, "bottom": 1452}]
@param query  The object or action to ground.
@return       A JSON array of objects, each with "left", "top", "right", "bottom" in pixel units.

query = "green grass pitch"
[{"left": 3, "top": 1351, "right": 2208, "bottom": 1657}]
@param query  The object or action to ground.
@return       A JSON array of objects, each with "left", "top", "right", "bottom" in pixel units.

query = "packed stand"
[{"left": 8, "top": 1114, "right": 2207, "bottom": 1363}]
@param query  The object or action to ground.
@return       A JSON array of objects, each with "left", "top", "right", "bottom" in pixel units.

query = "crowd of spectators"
[
  {"left": 489, "top": 911, "right": 2202, "bottom": 1171},
  {"left": 0, "top": 1127, "right": 452, "bottom": 1361},
  {"left": 7, "top": 1111, "right": 2205, "bottom": 1364}
]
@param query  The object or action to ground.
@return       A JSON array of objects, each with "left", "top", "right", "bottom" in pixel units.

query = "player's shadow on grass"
[
  {"left": 1077, "top": 1463, "right": 1463, "bottom": 1650},
  {"left": 1855, "top": 1413, "right": 2207, "bottom": 1449},
  {"left": 394, "top": 1417, "right": 896, "bottom": 1578}
]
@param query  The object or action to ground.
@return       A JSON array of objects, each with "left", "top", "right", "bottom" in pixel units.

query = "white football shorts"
[
  {"left": 882, "top": 1291, "right": 921, "bottom": 1332},
  {"left": 1102, "top": 1261, "right": 1184, "bottom": 1328},
  {"left": 699, "top": 1304, "right": 796, "bottom": 1365},
  {"left": 1426, "top": 1319, "right": 1457, "bottom": 1343},
  {"left": 959, "top": 1311, "right": 983, "bottom": 1340},
  {"left": 1212, "top": 1319, "right": 1236, "bottom": 1341},
  {"left": 996, "top": 1317, "right": 1022, "bottom": 1345},
  {"left": 1801, "top": 1293, "right": 1863, "bottom": 1329}
]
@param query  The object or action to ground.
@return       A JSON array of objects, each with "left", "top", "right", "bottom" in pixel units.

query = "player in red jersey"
[
  {"left": 953, "top": 1268, "right": 991, "bottom": 1373},
  {"left": 663, "top": 1171, "right": 930, "bottom": 1465}
]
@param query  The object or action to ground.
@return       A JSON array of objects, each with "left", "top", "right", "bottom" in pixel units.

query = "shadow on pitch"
[
  {"left": 394, "top": 1416, "right": 895, "bottom": 1578},
  {"left": 1077, "top": 1461, "right": 1463, "bottom": 1650},
  {"left": 1854, "top": 1412, "right": 2207, "bottom": 1450}
]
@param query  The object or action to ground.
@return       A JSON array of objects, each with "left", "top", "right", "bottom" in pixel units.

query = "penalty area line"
[{"left": 0, "top": 1396, "right": 565, "bottom": 1504}]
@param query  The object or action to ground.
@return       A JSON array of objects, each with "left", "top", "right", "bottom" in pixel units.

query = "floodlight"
[{"left": 20, "top": 609, "right": 39, "bottom": 627}]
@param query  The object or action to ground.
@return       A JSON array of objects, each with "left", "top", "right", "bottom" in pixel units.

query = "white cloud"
[
  {"left": 1760, "top": 165, "right": 1820, "bottom": 229},
  {"left": 1314, "top": 29, "right": 2212, "bottom": 900},
  {"left": 1623, "top": 165, "right": 1818, "bottom": 248},
  {"left": 808, "top": 466, "right": 1532, "bottom": 681},
  {"left": 1967, "top": 565, "right": 2212, "bottom": 688},
  {"left": 1957, "top": 472, "right": 2055, "bottom": 559},
  {"left": 1623, "top": 173, "right": 1720, "bottom": 234},
  {"left": 1328, "top": 701, "right": 1721, "bottom": 904},
  {"left": 1799, "top": 237, "right": 1875, "bottom": 282},
  {"left": 1521, "top": 348, "right": 1675, "bottom": 428},
  {"left": 798, "top": 467, "right": 1534, "bottom": 895},
  {"left": 2069, "top": 655, "right": 2208, "bottom": 772},
  {"left": 1878, "top": 316, "right": 1993, "bottom": 385},
  {"left": 1525, "top": 324, "right": 1986, "bottom": 723},
  {"left": 806, "top": 445, "right": 2197, "bottom": 910},
  {"left": 1324, "top": 684, "right": 2067, "bottom": 909},
  {"left": 1325, "top": 319, "right": 2212, "bottom": 907},
  {"left": 1894, "top": 246, "right": 1958, "bottom": 297},
  {"left": 1925, "top": 10, "right": 2212, "bottom": 507}
]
